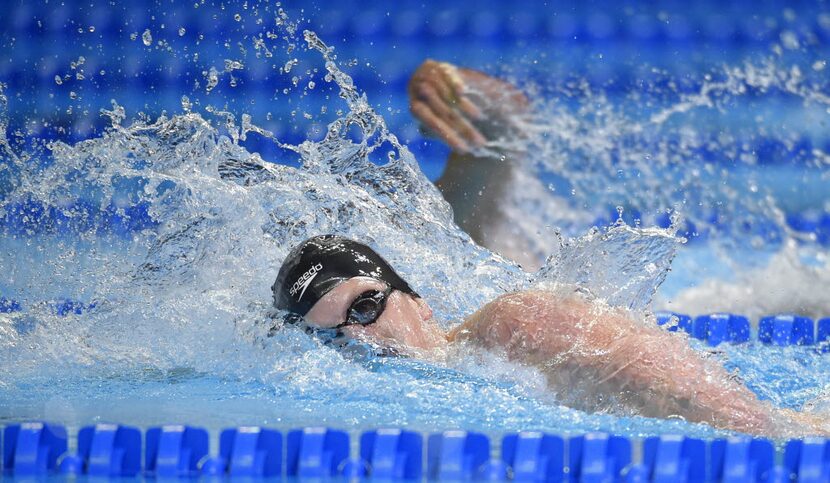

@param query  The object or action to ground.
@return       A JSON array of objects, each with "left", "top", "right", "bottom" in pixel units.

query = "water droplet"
[
  {"left": 224, "top": 59, "right": 244, "bottom": 71},
  {"left": 205, "top": 67, "right": 219, "bottom": 93},
  {"left": 283, "top": 58, "right": 298, "bottom": 73},
  {"left": 69, "top": 91, "right": 78, "bottom": 100},
  {"left": 130, "top": 32, "right": 138, "bottom": 41},
  {"left": 178, "top": 27, "right": 186, "bottom": 36},
  {"left": 142, "top": 29, "right": 153, "bottom": 46},
  {"left": 779, "top": 31, "right": 799, "bottom": 50},
  {"left": 54, "top": 75, "right": 62, "bottom": 85},
  {"left": 307, "top": 81, "right": 315, "bottom": 90},
  {"left": 234, "top": 13, "right": 241, "bottom": 21},
  {"left": 88, "top": 26, "right": 95, "bottom": 33}
]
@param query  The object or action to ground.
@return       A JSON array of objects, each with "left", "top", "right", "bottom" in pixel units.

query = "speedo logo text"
[{"left": 289, "top": 263, "right": 323, "bottom": 301}]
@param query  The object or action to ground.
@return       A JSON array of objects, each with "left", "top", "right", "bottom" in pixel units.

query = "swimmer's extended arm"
[
  {"left": 409, "top": 61, "right": 535, "bottom": 266},
  {"left": 453, "top": 290, "right": 824, "bottom": 436}
]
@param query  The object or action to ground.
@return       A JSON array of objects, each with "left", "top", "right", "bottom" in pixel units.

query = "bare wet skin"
[{"left": 306, "top": 278, "right": 829, "bottom": 438}]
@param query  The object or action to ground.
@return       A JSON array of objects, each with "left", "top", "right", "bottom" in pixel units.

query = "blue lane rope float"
[
  {"left": 783, "top": 438, "right": 830, "bottom": 483},
  {"left": 0, "top": 297, "right": 21, "bottom": 313},
  {"left": 426, "top": 430, "right": 490, "bottom": 481},
  {"left": 709, "top": 437, "right": 776, "bottom": 483},
  {"left": 144, "top": 425, "right": 208, "bottom": 478},
  {"left": 500, "top": 431, "right": 565, "bottom": 482},
  {"left": 639, "top": 435, "right": 707, "bottom": 483},
  {"left": 3, "top": 423, "right": 830, "bottom": 481},
  {"left": 359, "top": 428, "right": 423, "bottom": 480},
  {"left": 759, "top": 315, "right": 816, "bottom": 347},
  {"left": 692, "top": 314, "right": 751, "bottom": 346},
  {"left": 201, "top": 426, "right": 282, "bottom": 478},
  {"left": 286, "top": 427, "right": 349, "bottom": 478},
  {"left": 58, "top": 423, "right": 141, "bottom": 477},
  {"left": 569, "top": 433, "right": 631, "bottom": 483},
  {"left": 2, "top": 422, "right": 68, "bottom": 476}
]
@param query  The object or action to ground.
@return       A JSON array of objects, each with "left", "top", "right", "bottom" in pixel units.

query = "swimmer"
[
  {"left": 409, "top": 60, "right": 544, "bottom": 269},
  {"left": 273, "top": 234, "right": 829, "bottom": 437}
]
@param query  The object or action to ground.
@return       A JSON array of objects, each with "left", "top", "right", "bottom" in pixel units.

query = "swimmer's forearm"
[
  {"left": 601, "top": 327, "right": 775, "bottom": 434},
  {"left": 435, "top": 151, "right": 520, "bottom": 245}
]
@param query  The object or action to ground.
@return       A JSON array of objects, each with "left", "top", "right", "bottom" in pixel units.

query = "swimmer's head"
[
  {"left": 272, "top": 234, "right": 418, "bottom": 315},
  {"left": 272, "top": 235, "right": 443, "bottom": 353}
]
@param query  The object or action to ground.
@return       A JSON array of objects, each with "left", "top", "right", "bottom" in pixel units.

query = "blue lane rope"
[
  {"left": 655, "top": 311, "right": 830, "bottom": 352},
  {"left": 3, "top": 423, "right": 829, "bottom": 481}
]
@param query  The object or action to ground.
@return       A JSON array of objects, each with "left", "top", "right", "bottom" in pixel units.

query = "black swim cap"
[{"left": 272, "top": 235, "right": 418, "bottom": 316}]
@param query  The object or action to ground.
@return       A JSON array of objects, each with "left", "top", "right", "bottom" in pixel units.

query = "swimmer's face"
[{"left": 304, "top": 276, "right": 445, "bottom": 353}]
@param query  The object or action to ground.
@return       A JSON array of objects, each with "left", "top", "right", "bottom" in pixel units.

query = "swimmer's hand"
[
  {"left": 408, "top": 60, "right": 529, "bottom": 154},
  {"left": 777, "top": 408, "right": 830, "bottom": 437}
]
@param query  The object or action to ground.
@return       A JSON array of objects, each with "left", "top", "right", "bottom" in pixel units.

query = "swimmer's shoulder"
[
  {"left": 448, "top": 291, "right": 541, "bottom": 346},
  {"left": 449, "top": 289, "right": 580, "bottom": 347}
]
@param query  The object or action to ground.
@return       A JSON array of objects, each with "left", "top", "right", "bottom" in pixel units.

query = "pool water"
[{"left": 1, "top": 0, "right": 830, "bottom": 450}]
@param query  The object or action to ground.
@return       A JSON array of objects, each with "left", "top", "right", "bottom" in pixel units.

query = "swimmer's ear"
[{"left": 414, "top": 297, "right": 433, "bottom": 321}]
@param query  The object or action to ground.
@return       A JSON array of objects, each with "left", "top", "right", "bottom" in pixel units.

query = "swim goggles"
[
  {"left": 331, "top": 286, "right": 393, "bottom": 330},
  {"left": 274, "top": 285, "right": 396, "bottom": 356}
]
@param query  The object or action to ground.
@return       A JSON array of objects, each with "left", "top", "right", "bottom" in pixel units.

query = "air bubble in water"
[
  {"left": 178, "top": 27, "right": 186, "bottom": 36},
  {"left": 812, "top": 60, "right": 826, "bottom": 72},
  {"left": 54, "top": 75, "right": 62, "bottom": 85},
  {"left": 69, "top": 91, "right": 78, "bottom": 100},
  {"left": 142, "top": 29, "right": 153, "bottom": 46}
]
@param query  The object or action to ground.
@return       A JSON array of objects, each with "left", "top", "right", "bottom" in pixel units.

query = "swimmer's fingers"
[
  {"left": 449, "top": 65, "right": 531, "bottom": 123},
  {"left": 410, "top": 100, "right": 470, "bottom": 153},
  {"left": 409, "top": 60, "right": 482, "bottom": 121},
  {"left": 414, "top": 83, "right": 487, "bottom": 148},
  {"left": 434, "top": 63, "right": 484, "bottom": 120}
]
